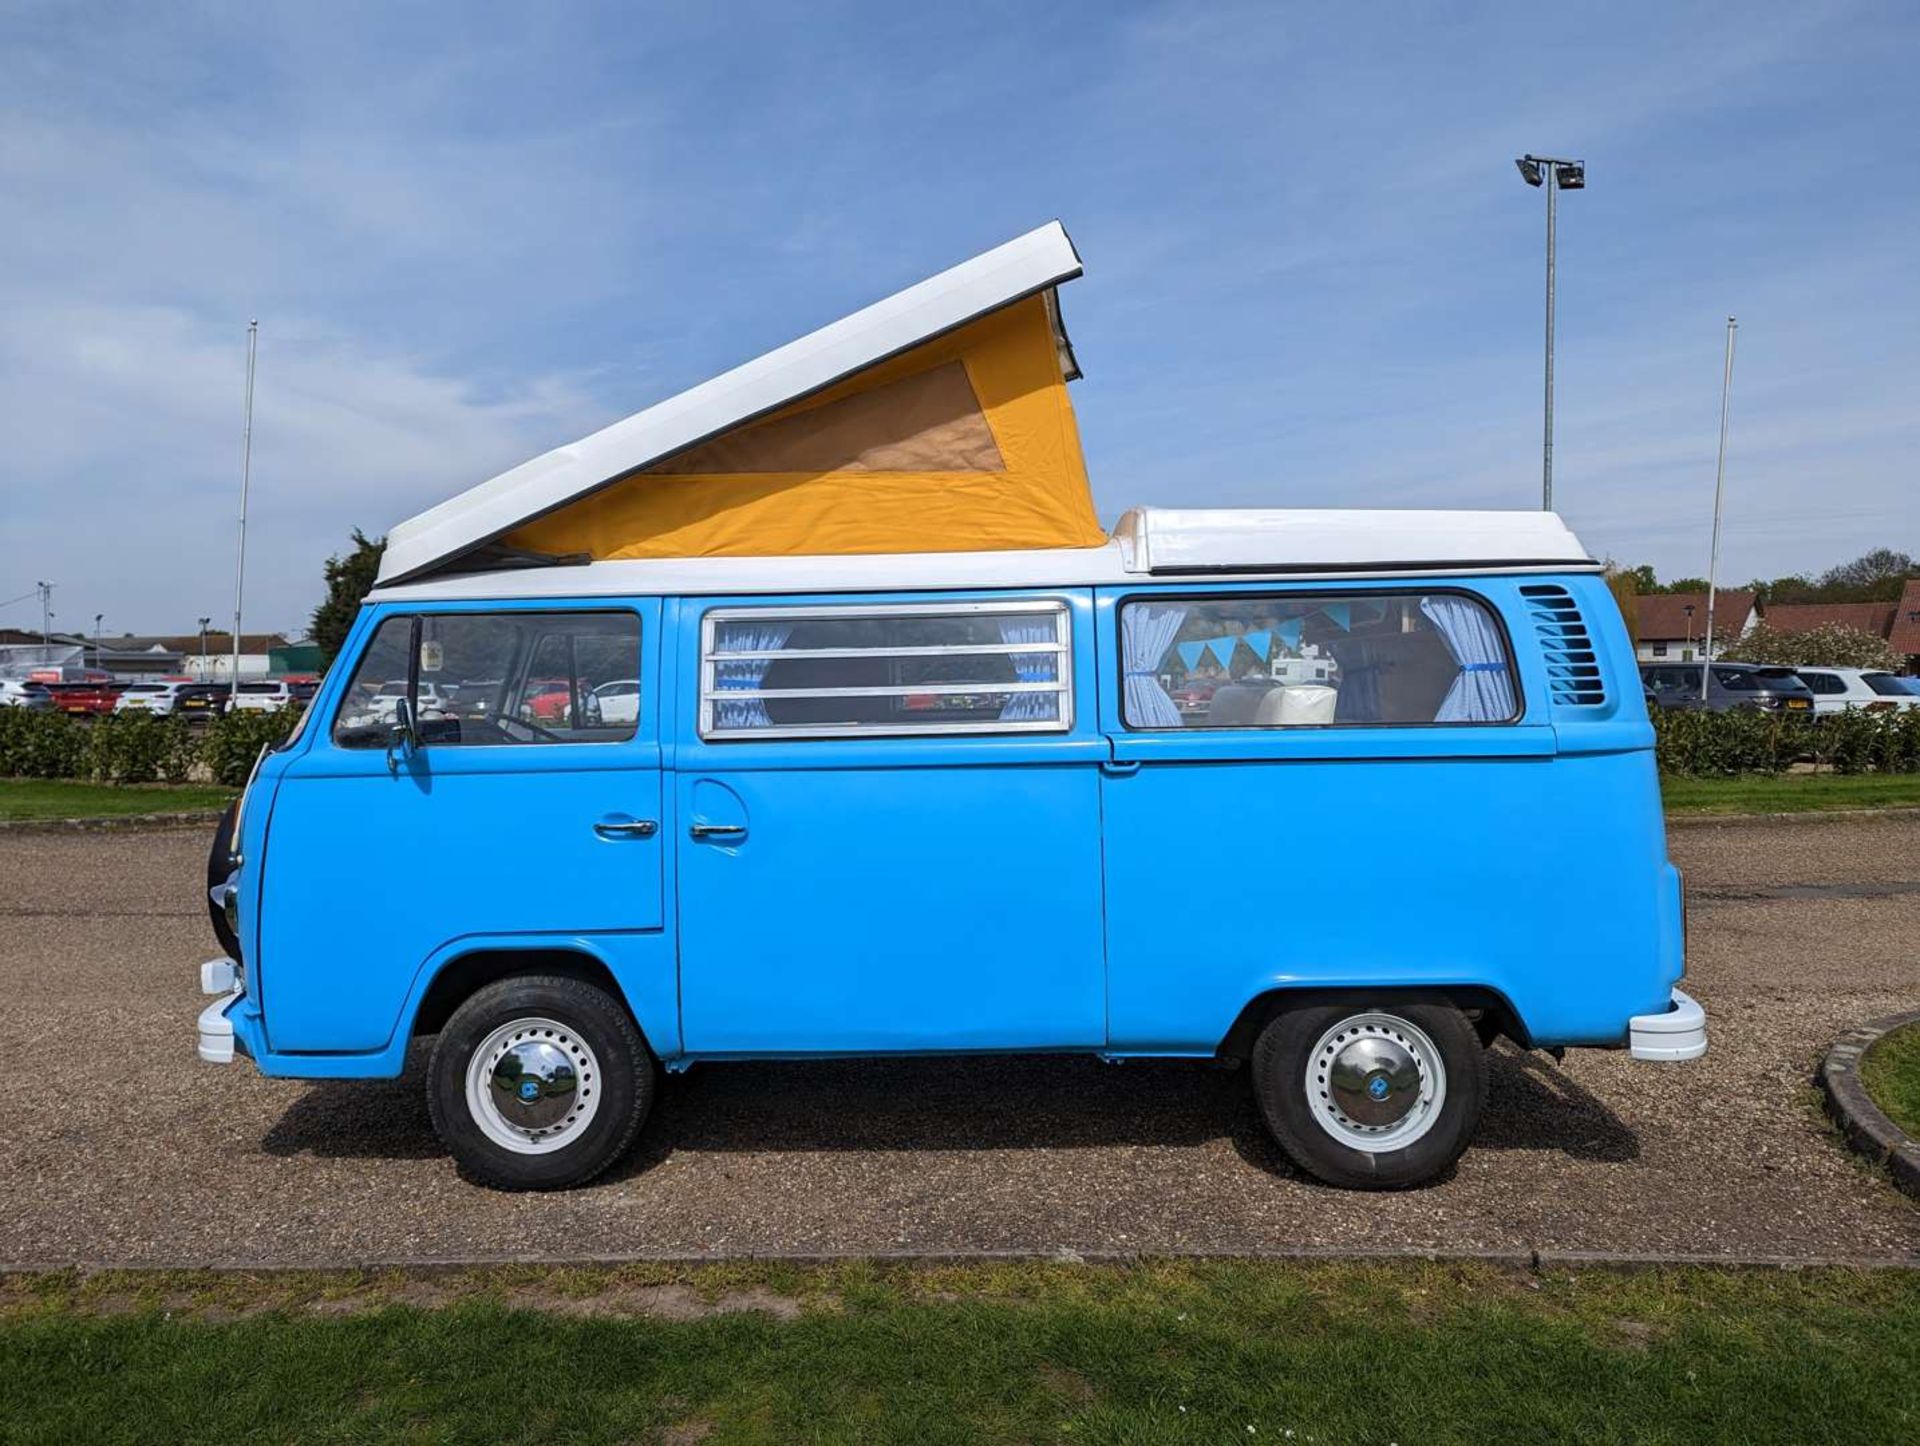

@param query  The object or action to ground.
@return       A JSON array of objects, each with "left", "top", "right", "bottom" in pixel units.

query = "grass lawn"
[
  {"left": 0, "top": 778, "right": 234, "bottom": 821},
  {"left": 1863, "top": 1021, "right": 1920, "bottom": 1141},
  {"left": 1662, "top": 772, "right": 1920, "bottom": 815},
  {"left": 3, "top": 1261, "right": 1917, "bottom": 1443}
]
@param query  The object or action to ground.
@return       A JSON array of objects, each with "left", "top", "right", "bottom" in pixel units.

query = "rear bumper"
[{"left": 1629, "top": 987, "right": 1707, "bottom": 1062}]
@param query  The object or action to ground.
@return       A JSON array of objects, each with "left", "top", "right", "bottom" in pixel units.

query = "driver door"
[{"left": 259, "top": 601, "right": 664, "bottom": 1053}]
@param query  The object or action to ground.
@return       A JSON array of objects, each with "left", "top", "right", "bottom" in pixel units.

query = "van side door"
[{"left": 671, "top": 589, "right": 1108, "bottom": 1054}]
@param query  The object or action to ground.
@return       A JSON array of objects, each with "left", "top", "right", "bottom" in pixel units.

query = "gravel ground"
[{"left": 4, "top": 814, "right": 1917, "bottom": 1267}]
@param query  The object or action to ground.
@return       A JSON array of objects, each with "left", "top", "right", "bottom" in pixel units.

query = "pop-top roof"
[
  {"left": 379, "top": 222, "right": 1089, "bottom": 585},
  {"left": 370, "top": 508, "right": 1596, "bottom": 603}
]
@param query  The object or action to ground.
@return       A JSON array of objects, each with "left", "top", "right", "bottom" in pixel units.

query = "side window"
[
  {"left": 1803, "top": 672, "right": 1844, "bottom": 695},
  {"left": 333, "top": 611, "right": 640, "bottom": 748},
  {"left": 1120, "top": 592, "right": 1517, "bottom": 729},
  {"left": 700, "top": 601, "right": 1070, "bottom": 739}
]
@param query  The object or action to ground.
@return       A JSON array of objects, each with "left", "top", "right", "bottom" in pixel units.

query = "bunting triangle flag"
[
  {"left": 1322, "top": 603, "right": 1352, "bottom": 632},
  {"left": 1276, "top": 618, "right": 1305, "bottom": 651},
  {"left": 1205, "top": 636, "right": 1238, "bottom": 668},
  {"left": 1242, "top": 630, "right": 1270, "bottom": 661},
  {"left": 1177, "top": 641, "right": 1206, "bottom": 671}
]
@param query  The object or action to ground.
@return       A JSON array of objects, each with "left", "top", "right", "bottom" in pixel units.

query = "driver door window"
[{"left": 332, "top": 611, "right": 640, "bottom": 748}]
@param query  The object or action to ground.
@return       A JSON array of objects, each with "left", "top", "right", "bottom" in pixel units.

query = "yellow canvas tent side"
[
  {"left": 504, "top": 292, "right": 1103, "bottom": 562},
  {"left": 375, "top": 223, "right": 1103, "bottom": 585}
]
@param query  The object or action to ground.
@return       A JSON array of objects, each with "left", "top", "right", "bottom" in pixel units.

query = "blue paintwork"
[{"left": 223, "top": 570, "right": 1684, "bottom": 1079}]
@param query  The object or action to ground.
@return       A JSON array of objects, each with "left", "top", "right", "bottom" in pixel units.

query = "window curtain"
[
  {"left": 1122, "top": 604, "right": 1188, "bottom": 727},
  {"left": 1329, "top": 639, "right": 1383, "bottom": 723},
  {"left": 998, "top": 617, "right": 1059, "bottom": 721},
  {"left": 713, "top": 621, "right": 793, "bottom": 729},
  {"left": 1419, "top": 597, "right": 1515, "bottom": 722}
]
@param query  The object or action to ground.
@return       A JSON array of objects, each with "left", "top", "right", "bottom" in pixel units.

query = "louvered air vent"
[{"left": 1520, "top": 584, "right": 1607, "bottom": 707}]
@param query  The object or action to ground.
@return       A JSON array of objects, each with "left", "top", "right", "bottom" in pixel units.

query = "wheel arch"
[
  {"left": 408, "top": 944, "right": 645, "bottom": 1043},
  {"left": 1216, "top": 983, "right": 1530, "bottom": 1062}
]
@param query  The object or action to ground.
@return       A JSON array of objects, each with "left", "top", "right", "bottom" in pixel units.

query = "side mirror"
[{"left": 386, "top": 695, "right": 418, "bottom": 774}]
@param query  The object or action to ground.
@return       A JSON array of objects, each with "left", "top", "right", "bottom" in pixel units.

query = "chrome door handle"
[
  {"left": 689, "top": 822, "right": 747, "bottom": 841},
  {"left": 593, "top": 819, "right": 658, "bottom": 839}
]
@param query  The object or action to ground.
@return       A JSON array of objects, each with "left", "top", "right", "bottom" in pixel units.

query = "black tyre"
[
  {"left": 427, "top": 974, "right": 653, "bottom": 1191},
  {"left": 1250, "top": 997, "right": 1485, "bottom": 1190},
  {"left": 206, "top": 800, "right": 241, "bottom": 958}
]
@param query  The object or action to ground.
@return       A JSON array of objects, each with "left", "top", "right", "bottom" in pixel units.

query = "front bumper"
[
  {"left": 1629, "top": 987, "right": 1707, "bottom": 1062},
  {"left": 198, "top": 955, "right": 246, "bottom": 1064}
]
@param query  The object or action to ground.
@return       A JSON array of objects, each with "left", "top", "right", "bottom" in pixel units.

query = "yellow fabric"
[{"left": 503, "top": 294, "right": 1106, "bottom": 560}]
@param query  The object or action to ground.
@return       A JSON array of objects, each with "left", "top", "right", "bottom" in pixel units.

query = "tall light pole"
[
  {"left": 1514, "top": 155, "right": 1585, "bottom": 511},
  {"left": 93, "top": 613, "right": 103, "bottom": 673},
  {"left": 1701, "top": 317, "right": 1739, "bottom": 696},
  {"left": 36, "top": 580, "right": 53, "bottom": 647},
  {"left": 198, "top": 616, "right": 212, "bottom": 680},
  {"left": 230, "top": 319, "right": 258, "bottom": 699}
]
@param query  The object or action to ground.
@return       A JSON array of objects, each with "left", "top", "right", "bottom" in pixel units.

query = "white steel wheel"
[
  {"left": 1303, "top": 1011, "right": 1447, "bottom": 1154},
  {"left": 463, "top": 1016, "right": 602, "bottom": 1156}
]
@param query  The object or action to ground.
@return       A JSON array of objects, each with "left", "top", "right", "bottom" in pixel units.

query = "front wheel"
[
  {"left": 1250, "top": 998, "right": 1485, "bottom": 1190},
  {"left": 428, "top": 975, "right": 654, "bottom": 1191}
]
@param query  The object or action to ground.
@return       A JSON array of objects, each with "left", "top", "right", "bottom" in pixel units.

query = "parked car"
[
  {"left": 1793, "top": 666, "right": 1920, "bottom": 715},
  {"left": 230, "top": 681, "right": 295, "bottom": 713},
  {"left": 0, "top": 679, "right": 56, "bottom": 711},
  {"left": 1639, "top": 662, "right": 1816, "bottom": 714},
  {"left": 587, "top": 678, "right": 641, "bottom": 726},
  {"left": 173, "top": 684, "right": 231, "bottom": 721},
  {"left": 43, "top": 680, "right": 125, "bottom": 716},
  {"left": 114, "top": 681, "right": 190, "bottom": 716}
]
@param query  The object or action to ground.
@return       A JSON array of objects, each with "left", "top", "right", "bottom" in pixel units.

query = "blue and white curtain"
[
  {"left": 712, "top": 621, "right": 792, "bottom": 729},
  {"left": 998, "top": 617, "right": 1060, "bottom": 722},
  {"left": 1122, "top": 604, "right": 1189, "bottom": 728},
  {"left": 1419, "top": 597, "right": 1515, "bottom": 722}
]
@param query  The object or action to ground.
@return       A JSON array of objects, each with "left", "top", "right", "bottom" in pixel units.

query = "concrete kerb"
[
  {"left": 1818, "top": 1008, "right": 1920, "bottom": 1202},
  {"left": 0, "top": 811, "right": 227, "bottom": 835}
]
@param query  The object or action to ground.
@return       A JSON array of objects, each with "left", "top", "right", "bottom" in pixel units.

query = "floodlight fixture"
[{"left": 1512, "top": 153, "right": 1587, "bottom": 509}]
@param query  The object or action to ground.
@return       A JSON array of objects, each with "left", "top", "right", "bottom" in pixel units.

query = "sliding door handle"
[
  {"left": 689, "top": 822, "right": 747, "bottom": 841},
  {"left": 592, "top": 819, "right": 658, "bottom": 840}
]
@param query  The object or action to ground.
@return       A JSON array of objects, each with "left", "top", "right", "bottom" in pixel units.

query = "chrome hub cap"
[
  {"left": 1304, "top": 1013, "right": 1446, "bottom": 1153},
  {"left": 465, "top": 1017, "right": 601, "bottom": 1155}
]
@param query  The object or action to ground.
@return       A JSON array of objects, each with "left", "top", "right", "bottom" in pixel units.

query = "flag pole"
[
  {"left": 1700, "top": 316, "right": 1738, "bottom": 694},
  {"left": 230, "top": 320, "right": 257, "bottom": 699}
]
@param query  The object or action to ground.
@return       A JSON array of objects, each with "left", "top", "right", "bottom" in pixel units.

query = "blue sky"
[{"left": 3, "top": 1, "right": 1916, "bottom": 636}]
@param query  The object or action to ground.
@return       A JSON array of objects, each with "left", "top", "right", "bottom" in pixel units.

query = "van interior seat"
[
  {"left": 1204, "top": 682, "right": 1273, "bottom": 727},
  {"left": 1256, "top": 684, "right": 1338, "bottom": 726}
]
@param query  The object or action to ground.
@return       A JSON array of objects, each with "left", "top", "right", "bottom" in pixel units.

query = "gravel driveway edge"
[
  {"left": 0, "top": 810, "right": 226, "bottom": 834},
  {"left": 1819, "top": 1008, "right": 1920, "bottom": 1202}
]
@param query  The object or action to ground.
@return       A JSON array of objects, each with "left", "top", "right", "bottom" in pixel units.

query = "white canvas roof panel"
[
  {"left": 378, "top": 222, "right": 1086, "bottom": 585},
  {"left": 369, "top": 508, "right": 1598, "bottom": 603}
]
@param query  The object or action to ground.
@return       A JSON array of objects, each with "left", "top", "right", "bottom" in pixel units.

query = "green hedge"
[
  {"left": 1651, "top": 705, "right": 1920, "bottom": 778},
  {"left": 4, "top": 701, "right": 1917, "bottom": 784},
  {"left": 0, "top": 707, "right": 298, "bottom": 785}
]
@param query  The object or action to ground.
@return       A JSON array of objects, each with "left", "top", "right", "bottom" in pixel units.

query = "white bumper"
[
  {"left": 198, "top": 955, "right": 246, "bottom": 1064},
  {"left": 1629, "top": 987, "right": 1707, "bottom": 1062}
]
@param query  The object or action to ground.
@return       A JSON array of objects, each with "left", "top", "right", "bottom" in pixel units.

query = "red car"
[{"left": 44, "top": 680, "right": 125, "bottom": 716}]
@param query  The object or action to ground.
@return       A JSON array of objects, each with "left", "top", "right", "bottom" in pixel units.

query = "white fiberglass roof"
[
  {"left": 378, "top": 222, "right": 1086, "bottom": 585},
  {"left": 369, "top": 508, "right": 1595, "bottom": 603}
]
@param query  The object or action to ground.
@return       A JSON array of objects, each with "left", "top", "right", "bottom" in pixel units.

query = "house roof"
[
  {"left": 377, "top": 221, "right": 1088, "bottom": 586},
  {"left": 1762, "top": 601, "right": 1897, "bottom": 638},
  {"left": 371, "top": 507, "right": 1597, "bottom": 604},
  {"left": 104, "top": 633, "right": 288, "bottom": 655},
  {"left": 1889, "top": 579, "right": 1920, "bottom": 656},
  {"left": 1636, "top": 591, "right": 1757, "bottom": 641}
]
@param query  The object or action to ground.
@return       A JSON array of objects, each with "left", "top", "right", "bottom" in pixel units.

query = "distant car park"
[
  {"left": 1640, "top": 661, "right": 1817, "bottom": 714},
  {"left": 43, "top": 680, "right": 122, "bottom": 716}
]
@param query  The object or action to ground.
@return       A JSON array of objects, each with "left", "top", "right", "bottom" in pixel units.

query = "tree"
[
  {"left": 310, "top": 529, "right": 386, "bottom": 666},
  {"left": 1719, "top": 623, "right": 1901, "bottom": 671},
  {"left": 1815, "top": 548, "right": 1918, "bottom": 601}
]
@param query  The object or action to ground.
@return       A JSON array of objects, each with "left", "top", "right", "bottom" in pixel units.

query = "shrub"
[
  {"left": 1720, "top": 623, "right": 1902, "bottom": 671},
  {"left": 86, "top": 713, "right": 197, "bottom": 783},
  {"left": 0, "top": 708, "right": 90, "bottom": 778},
  {"left": 201, "top": 707, "right": 299, "bottom": 785}
]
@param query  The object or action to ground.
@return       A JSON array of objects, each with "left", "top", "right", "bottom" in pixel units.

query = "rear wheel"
[
  {"left": 1250, "top": 998, "right": 1485, "bottom": 1190},
  {"left": 428, "top": 974, "right": 653, "bottom": 1191}
]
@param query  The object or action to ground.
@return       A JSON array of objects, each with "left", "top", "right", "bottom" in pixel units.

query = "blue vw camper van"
[{"left": 195, "top": 225, "right": 1704, "bottom": 1193}]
